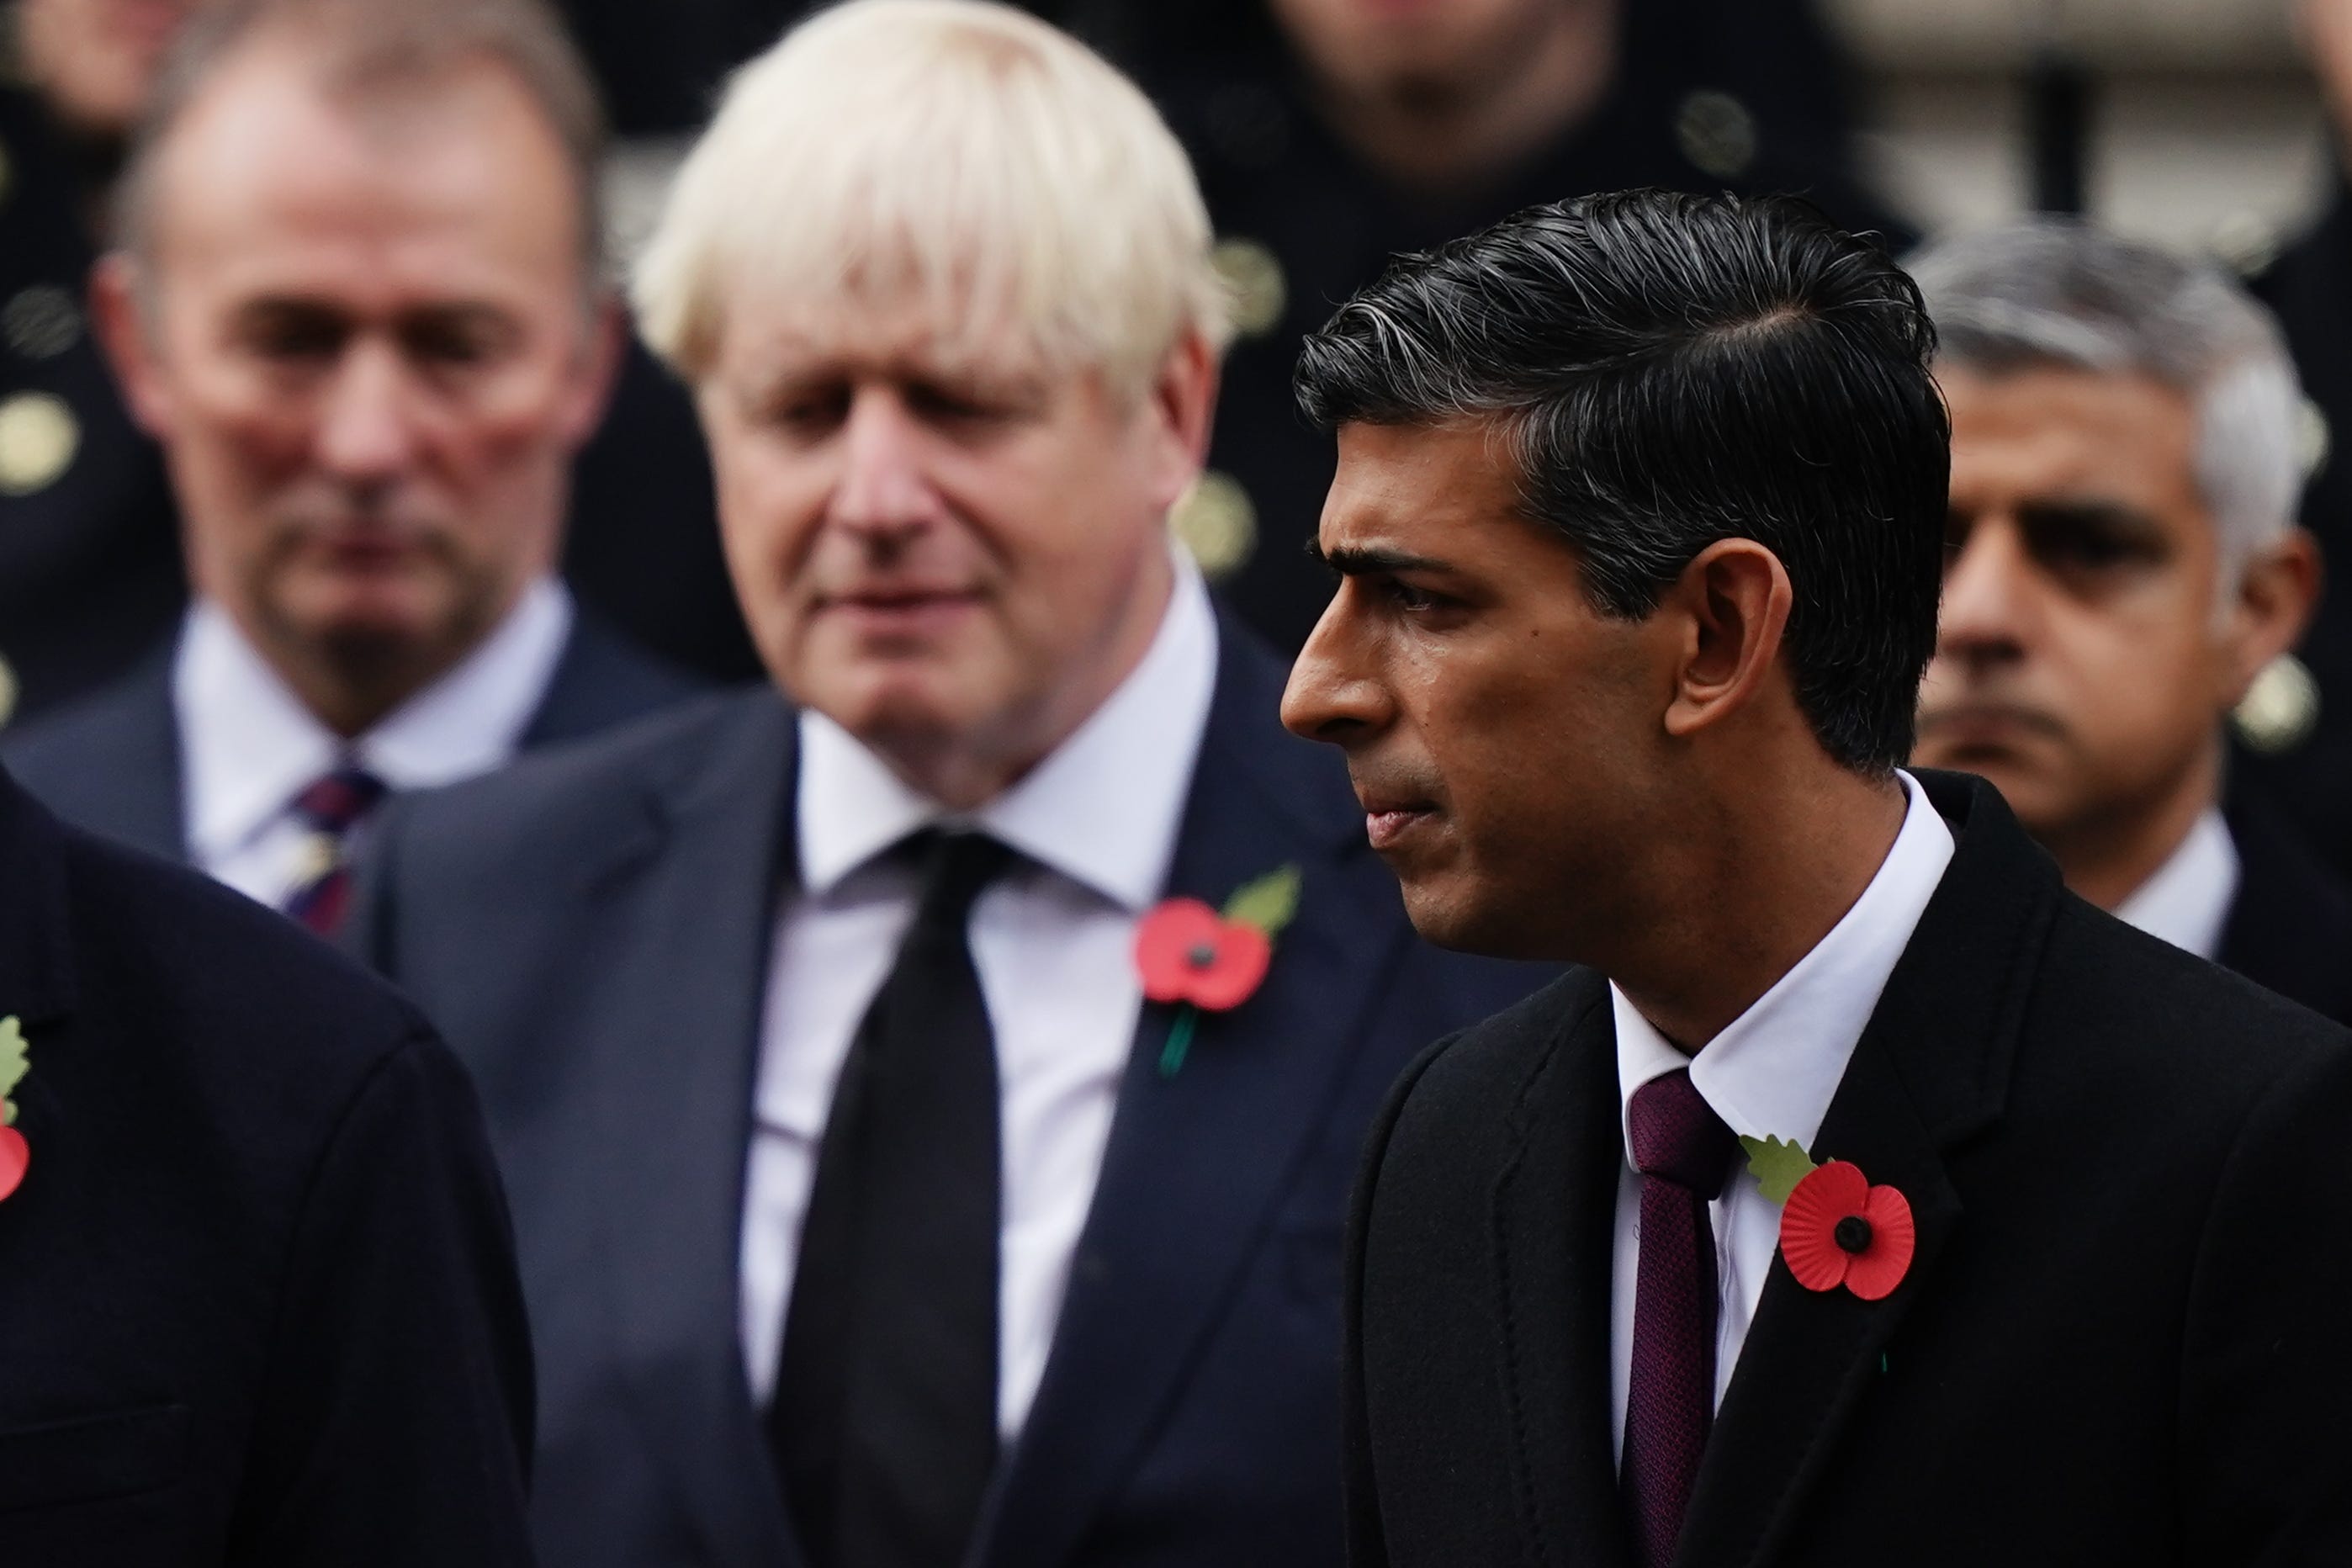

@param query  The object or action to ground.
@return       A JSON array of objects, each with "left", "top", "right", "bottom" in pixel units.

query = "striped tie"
[{"left": 280, "top": 765, "right": 389, "bottom": 937}]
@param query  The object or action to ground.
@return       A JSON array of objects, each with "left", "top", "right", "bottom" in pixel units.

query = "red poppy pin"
[
  {"left": 1135, "top": 865, "right": 1301, "bottom": 1077},
  {"left": 0, "top": 1016, "right": 29, "bottom": 1203},
  {"left": 1739, "top": 1134, "right": 1915, "bottom": 1301}
]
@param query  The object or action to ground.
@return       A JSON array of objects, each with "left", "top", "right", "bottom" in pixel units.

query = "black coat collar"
[{"left": 1485, "top": 771, "right": 2063, "bottom": 1568}]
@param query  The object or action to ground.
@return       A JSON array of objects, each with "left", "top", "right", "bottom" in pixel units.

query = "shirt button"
[
  {"left": 3, "top": 285, "right": 83, "bottom": 360},
  {"left": 1677, "top": 89, "right": 1759, "bottom": 180},
  {"left": 1169, "top": 469, "right": 1257, "bottom": 581},
  {"left": 1213, "top": 236, "right": 1287, "bottom": 340},
  {"left": 0, "top": 392, "right": 79, "bottom": 495}
]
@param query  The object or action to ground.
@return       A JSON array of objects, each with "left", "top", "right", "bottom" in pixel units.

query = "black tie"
[{"left": 771, "top": 829, "right": 1011, "bottom": 1568}]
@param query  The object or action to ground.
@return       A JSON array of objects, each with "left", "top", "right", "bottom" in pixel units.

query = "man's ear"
[
  {"left": 88, "top": 252, "right": 173, "bottom": 439},
  {"left": 1659, "top": 538, "right": 1796, "bottom": 743},
  {"left": 559, "top": 289, "right": 629, "bottom": 450},
  {"left": 2224, "top": 527, "right": 2323, "bottom": 702},
  {"left": 1142, "top": 328, "right": 1221, "bottom": 515}
]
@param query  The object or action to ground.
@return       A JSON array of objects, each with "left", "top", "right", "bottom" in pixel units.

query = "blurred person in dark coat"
[
  {"left": 0, "top": 0, "right": 197, "bottom": 722},
  {"left": 0, "top": 745, "right": 536, "bottom": 1565},
  {"left": 0, "top": 0, "right": 702, "bottom": 934},
  {"left": 0, "top": 0, "right": 754, "bottom": 726},
  {"left": 2236, "top": 0, "right": 2352, "bottom": 876},
  {"left": 350, "top": 5, "right": 1542, "bottom": 1565},
  {"left": 1911, "top": 223, "right": 2352, "bottom": 1026},
  {"left": 1062, "top": 0, "right": 1905, "bottom": 654}
]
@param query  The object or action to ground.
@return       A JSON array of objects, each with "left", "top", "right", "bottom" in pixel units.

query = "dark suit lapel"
[
  {"left": 16, "top": 648, "right": 187, "bottom": 863},
  {"left": 980, "top": 625, "right": 1390, "bottom": 1568},
  {"left": 0, "top": 775, "right": 82, "bottom": 1183},
  {"left": 518, "top": 611, "right": 702, "bottom": 751},
  {"left": 572, "top": 691, "right": 803, "bottom": 1568},
  {"left": 1488, "top": 972, "right": 1639, "bottom": 1568},
  {"left": 1675, "top": 773, "right": 2056, "bottom": 1568}
]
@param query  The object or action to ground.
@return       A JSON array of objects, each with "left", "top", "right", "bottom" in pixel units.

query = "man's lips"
[
  {"left": 818, "top": 587, "right": 983, "bottom": 630},
  {"left": 1358, "top": 796, "right": 1440, "bottom": 851},
  {"left": 1916, "top": 703, "right": 2066, "bottom": 750}
]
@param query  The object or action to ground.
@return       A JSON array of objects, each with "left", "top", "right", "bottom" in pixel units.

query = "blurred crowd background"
[{"left": 8, "top": 0, "right": 2352, "bottom": 865}]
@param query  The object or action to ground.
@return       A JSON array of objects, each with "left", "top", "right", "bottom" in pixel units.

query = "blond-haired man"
[{"left": 351, "top": 6, "right": 1539, "bottom": 1567}]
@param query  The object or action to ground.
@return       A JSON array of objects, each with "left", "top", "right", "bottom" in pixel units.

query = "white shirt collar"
[
  {"left": 797, "top": 551, "right": 1219, "bottom": 913},
  {"left": 176, "top": 577, "right": 574, "bottom": 863},
  {"left": 2112, "top": 807, "right": 2240, "bottom": 962},
  {"left": 1613, "top": 770, "right": 1957, "bottom": 1162}
]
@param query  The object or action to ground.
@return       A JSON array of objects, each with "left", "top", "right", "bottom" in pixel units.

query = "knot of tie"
[
  {"left": 1628, "top": 1068, "right": 1737, "bottom": 1200},
  {"left": 908, "top": 829, "right": 1014, "bottom": 934},
  {"left": 293, "top": 765, "right": 389, "bottom": 836}
]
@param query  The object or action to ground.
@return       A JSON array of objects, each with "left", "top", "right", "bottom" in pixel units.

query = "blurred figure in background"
[
  {"left": 2240, "top": 0, "right": 2352, "bottom": 880},
  {"left": 351, "top": 4, "right": 1539, "bottom": 1565},
  {"left": 0, "top": 0, "right": 755, "bottom": 729},
  {"left": 1066, "top": 0, "right": 1904, "bottom": 652},
  {"left": 0, "top": 0, "right": 197, "bottom": 721},
  {"left": 1912, "top": 222, "right": 2352, "bottom": 1025},
  {"left": 1, "top": 0, "right": 702, "bottom": 933}
]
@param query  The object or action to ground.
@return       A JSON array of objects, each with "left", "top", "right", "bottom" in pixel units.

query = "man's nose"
[
  {"left": 315, "top": 341, "right": 423, "bottom": 484},
  {"left": 832, "top": 389, "right": 941, "bottom": 539},
  {"left": 1937, "top": 518, "right": 2034, "bottom": 667},
  {"left": 1282, "top": 590, "right": 1395, "bottom": 744}
]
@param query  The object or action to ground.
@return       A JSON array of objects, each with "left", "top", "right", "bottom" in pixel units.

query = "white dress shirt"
[
  {"left": 173, "top": 578, "right": 573, "bottom": 907},
  {"left": 739, "top": 555, "right": 1220, "bottom": 1438},
  {"left": 1608, "top": 770, "right": 1956, "bottom": 1459},
  {"left": 2112, "top": 807, "right": 2240, "bottom": 962}
]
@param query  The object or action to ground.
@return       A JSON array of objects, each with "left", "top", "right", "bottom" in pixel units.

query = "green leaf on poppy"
[
  {"left": 0, "top": 1015, "right": 25, "bottom": 1124},
  {"left": 1222, "top": 864, "right": 1302, "bottom": 936},
  {"left": 1739, "top": 1132, "right": 1817, "bottom": 1205}
]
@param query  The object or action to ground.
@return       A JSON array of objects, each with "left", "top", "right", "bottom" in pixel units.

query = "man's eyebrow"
[
  {"left": 2015, "top": 498, "right": 2165, "bottom": 536},
  {"left": 1307, "top": 541, "right": 1454, "bottom": 575}
]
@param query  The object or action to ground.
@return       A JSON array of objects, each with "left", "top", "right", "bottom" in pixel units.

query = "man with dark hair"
[{"left": 1284, "top": 189, "right": 2352, "bottom": 1566}]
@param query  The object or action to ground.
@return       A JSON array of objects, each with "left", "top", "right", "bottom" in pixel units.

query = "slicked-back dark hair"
[{"left": 1295, "top": 189, "right": 1950, "bottom": 774}]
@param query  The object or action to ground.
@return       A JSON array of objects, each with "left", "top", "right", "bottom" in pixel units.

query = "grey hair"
[
  {"left": 1908, "top": 220, "right": 2303, "bottom": 591},
  {"left": 114, "top": 0, "right": 607, "bottom": 283}
]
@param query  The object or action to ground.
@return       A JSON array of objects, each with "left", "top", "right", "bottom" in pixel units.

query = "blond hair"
[{"left": 632, "top": 0, "right": 1229, "bottom": 395}]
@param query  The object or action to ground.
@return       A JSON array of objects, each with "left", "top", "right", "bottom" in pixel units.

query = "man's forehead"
[
  {"left": 718, "top": 280, "right": 1055, "bottom": 378},
  {"left": 1945, "top": 366, "right": 2201, "bottom": 506},
  {"left": 1324, "top": 420, "right": 1517, "bottom": 530},
  {"left": 151, "top": 44, "right": 582, "bottom": 261}
]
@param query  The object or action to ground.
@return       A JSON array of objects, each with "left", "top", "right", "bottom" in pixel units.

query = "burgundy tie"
[
  {"left": 1623, "top": 1067, "right": 1738, "bottom": 1568},
  {"left": 281, "top": 765, "right": 389, "bottom": 937}
]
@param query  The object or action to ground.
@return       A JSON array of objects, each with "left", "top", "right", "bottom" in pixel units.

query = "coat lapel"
[
  {"left": 574, "top": 691, "right": 804, "bottom": 1568},
  {"left": 980, "top": 625, "right": 1389, "bottom": 1568},
  {"left": 1674, "top": 773, "right": 2057, "bottom": 1568},
  {"left": 8, "top": 648, "right": 187, "bottom": 863},
  {"left": 1488, "top": 972, "right": 1639, "bottom": 1568},
  {"left": 519, "top": 612, "right": 705, "bottom": 751}
]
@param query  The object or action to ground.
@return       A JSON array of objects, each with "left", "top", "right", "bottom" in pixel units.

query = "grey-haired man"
[{"left": 1910, "top": 222, "right": 2352, "bottom": 1025}]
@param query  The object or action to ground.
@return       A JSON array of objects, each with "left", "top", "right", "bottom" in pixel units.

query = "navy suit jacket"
[
  {"left": 2219, "top": 786, "right": 2352, "bottom": 1028},
  {"left": 0, "top": 765, "right": 533, "bottom": 1565},
  {"left": 0, "top": 611, "right": 703, "bottom": 864},
  {"left": 347, "top": 620, "right": 1544, "bottom": 1568}
]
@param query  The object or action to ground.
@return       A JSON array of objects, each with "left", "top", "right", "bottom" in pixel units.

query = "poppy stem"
[{"left": 1158, "top": 1006, "right": 1200, "bottom": 1078}]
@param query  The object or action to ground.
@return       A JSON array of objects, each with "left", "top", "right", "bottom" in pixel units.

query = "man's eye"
[
  {"left": 247, "top": 318, "right": 343, "bottom": 361},
  {"left": 770, "top": 390, "right": 850, "bottom": 434},
  {"left": 1382, "top": 579, "right": 1437, "bottom": 612},
  {"left": 908, "top": 384, "right": 1008, "bottom": 425},
  {"left": 2033, "top": 526, "right": 2149, "bottom": 572},
  {"left": 407, "top": 325, "right": 496, "bottom": 367}
]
